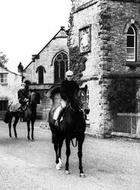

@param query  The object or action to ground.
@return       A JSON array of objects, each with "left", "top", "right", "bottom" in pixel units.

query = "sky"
[{"left": 0, "top": 0, "right": 71, "bottom": 72}]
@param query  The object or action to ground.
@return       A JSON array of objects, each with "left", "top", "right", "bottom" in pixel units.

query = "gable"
[{"left": 24, "top": 27, "right": 68, "bottom": 71}]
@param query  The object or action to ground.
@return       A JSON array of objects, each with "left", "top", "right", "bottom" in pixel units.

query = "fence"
[{"left": 113, "top": 113, "right": 139, "bottom": 135}]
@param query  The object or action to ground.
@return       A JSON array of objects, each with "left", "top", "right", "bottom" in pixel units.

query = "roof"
[
  {"left": 0, "top": 65, "right": 21, "bottom": 76},
  {"left": 24, "top": 26, "right": 68, "bottom": 71}
]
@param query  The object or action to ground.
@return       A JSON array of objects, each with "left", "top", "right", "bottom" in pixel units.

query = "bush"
[{"left": 107, "top": 78, "right": 137, "bottom": 114}]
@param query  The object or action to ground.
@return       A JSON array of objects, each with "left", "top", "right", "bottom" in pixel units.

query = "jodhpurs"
[{"left": 53, "top": 99, "right": 66, "bottom": 120}]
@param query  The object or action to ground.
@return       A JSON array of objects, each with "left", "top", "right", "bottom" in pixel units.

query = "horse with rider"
[
  {"left": 53, "top": 70, "right": 81, "bottom": 127},
  {"left": 49, "top": 70, "right": 89, "bottom": 176},
  {"left": 4, "top": 81, "right": 38, "bottom": 140},
  {"left": 17, "top": 82, "right": 30, "bottom": 113}
]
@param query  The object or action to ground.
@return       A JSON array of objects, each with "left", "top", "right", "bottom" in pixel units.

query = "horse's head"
[
  {"left": 63, "top": 87, "right": 90, "bottom": 117},
  {"left": 78, "top": 87, "right": 90, "bottom": 117},
  {"left": 29, "top": 91, "right": 38, "bottom": 105}
]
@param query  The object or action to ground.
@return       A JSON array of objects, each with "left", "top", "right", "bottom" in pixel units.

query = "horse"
[
  {"left": 6, "top": 91, "right": 38, "bottom": 140},
  {"left": 48, "top": 87, "right": 88, "bottom": 177}
]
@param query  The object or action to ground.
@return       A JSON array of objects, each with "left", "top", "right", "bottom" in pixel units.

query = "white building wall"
[
  {"left": 0, "top": 67, "right": 22, "bottom": 103},
  {"left": 24, "top": 33, "right": 68, "bottom": 84}
]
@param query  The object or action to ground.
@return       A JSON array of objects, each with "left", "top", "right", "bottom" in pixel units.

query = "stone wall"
[
  {"left": 69, "top": 0, "right": 140, "bottom": 136},
  {"left": 69, "top": 1, "right": 102, "bottom": 79},
  {"left": 99, "top": 0, "right": 140, "bottom": 71}
]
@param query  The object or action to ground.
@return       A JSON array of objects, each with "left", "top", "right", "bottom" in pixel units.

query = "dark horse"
[
  {"left": 48, "top": 87, "right": 87, "bottom": 177},
  {"left": 6, "top": 91, "right": 37, "bottom": 140}
]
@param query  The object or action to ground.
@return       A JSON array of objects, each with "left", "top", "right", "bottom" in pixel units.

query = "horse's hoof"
[
  {"left": 65, "top": 170, "right": 70, "bottom": 175},
  {"left": 58, "top": 158, "right": 62, "bottom": 167},
  {"left": 79, "top": 173, "right": 86, "bottom": 178},
  {"left": 27, "top": 137, "right": 30, "bottom": 140},
  {"left": 56, "top": 163, "right": 61, "bottom": 170},
  {"left": 31, "top": 139, "right": 34, "bottom": 141}
]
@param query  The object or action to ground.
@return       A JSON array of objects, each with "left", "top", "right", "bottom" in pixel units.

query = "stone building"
[
  {"left": 0, "top": 66, "right": 22, "bottom": 119},
  {"left": 23, "top": 26, "right": 69, "bottom": 119},
  {"left": 68, "top": 0, "right": 140, "bottom": 136}
]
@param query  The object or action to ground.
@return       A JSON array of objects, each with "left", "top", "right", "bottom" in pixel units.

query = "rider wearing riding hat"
[
  {"left": 18, "top": 82, "right": 29, "bottom": 111},
  {"left": 54, "top": 70, "right": 79, "bottom": 126}
]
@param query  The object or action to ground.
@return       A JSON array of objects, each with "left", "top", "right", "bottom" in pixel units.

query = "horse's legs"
[
  {"left": 31, "top": 120, "right": 35, "bottom": 140},
  {"left": 58, "top": 139, "right": 63, "bottom": 159},
  {"left": 57, "top": 138, "right": 63, "bottom": 168},
  {"left": 54, "top": 142, "right": 59, "bottom": 165},
  {"left": 13, "top": 116, "right": 19, "bottom": 138},
  {"left": 54, "top": 137, "right": 63, "bottom": 170},
  {"left": 8, "top": 116, "right": 12, "bottom": 138},
  {"left": 65, "top": 138, "right": 71, "bottom": 174},
  {"left": 77, "top": 134, "right": 85, "bottom": 177},
  {"left": 27, "top": 120, "right": 30, "bottom": 140}
]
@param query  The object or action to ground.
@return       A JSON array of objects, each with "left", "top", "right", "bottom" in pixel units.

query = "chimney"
[{"left": 61, "top": 26, "right": 65, "bottom": 30}]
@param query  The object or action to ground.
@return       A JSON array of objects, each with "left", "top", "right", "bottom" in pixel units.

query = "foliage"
[
  {"left": 0, "top": 51, "right": 8, "bottom": 68},
  {"left": 69, "top": 46, "right": 87, "bottom": 82},
  {"left": 107, "top": 78, "right": 137, "bottom": 114}
]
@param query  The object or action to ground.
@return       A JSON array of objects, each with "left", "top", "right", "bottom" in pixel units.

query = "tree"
[{"left": 0, "top": 51, "right": 8, "bottom": 68}]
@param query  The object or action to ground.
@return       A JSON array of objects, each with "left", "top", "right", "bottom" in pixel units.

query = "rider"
[
  {"left": 18, "top": 82, "right": 30, "bottom": 112},
  {"left": 54, "top": 70, "right": 80, "bottom": 126}
]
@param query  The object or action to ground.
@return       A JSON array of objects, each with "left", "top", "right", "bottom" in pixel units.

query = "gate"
[{"left": 114, "top": 113, "right": 138, "bottom": 134}]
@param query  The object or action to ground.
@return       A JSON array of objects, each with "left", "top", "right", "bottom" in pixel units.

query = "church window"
[
  {"left": 54, "top": 52, "right": 68, "bottom": 83},
  {"left": 126, "top": 25, "right": 136, "bottom": 61},
  {"left": 36, "top": 66, "right": 46, "bottom": 84}
]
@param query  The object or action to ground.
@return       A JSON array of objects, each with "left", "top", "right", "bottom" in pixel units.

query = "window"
[
  {"left": 54, "top": 52, "right": 68, "bottom": 83},
  {"left": 36, "top": 66, "right": 46, "bottom": 84},
  {"left": 0, "top": 73, "right": 8, "bottom": 84},
  {"left": 0, "top": 100, "right": 8, "bottom": 111},
  {"left": 126, "top": 25, "right": 136, "bottom": 61}
]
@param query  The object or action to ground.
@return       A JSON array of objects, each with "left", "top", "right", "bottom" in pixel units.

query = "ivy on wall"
[
  {"left": 69, "top": 46, "right": 87, "bottom": 82},
  {"left": 107, "top": 78, "right": 137, "bottom": 114}
]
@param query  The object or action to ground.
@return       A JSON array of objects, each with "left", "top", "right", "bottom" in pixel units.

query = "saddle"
[
  {"left": 18, "top": 104, "right": 28, "bottom": 112},
  {"left": 9, "top": 102, "right": 28, "bottom": 113},
  {"left": 8, "top": 102, "right": 21, "bottom": 112}
]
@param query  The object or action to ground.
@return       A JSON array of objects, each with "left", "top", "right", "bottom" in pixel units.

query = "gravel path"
[{"left": 0, "top": 121, "right": 140, "bottom": 190}]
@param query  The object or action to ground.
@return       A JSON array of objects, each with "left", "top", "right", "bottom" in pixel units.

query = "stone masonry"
[{"left": 69, "top": 0, "right": 140, "bottom": 136}]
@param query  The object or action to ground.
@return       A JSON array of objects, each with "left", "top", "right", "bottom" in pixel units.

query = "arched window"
[
  {"left": 126, "top": 25, "right": 136, "bottom": 61},
  {"left": 36, "top": 66, "right": 46, "bottom": 84},
  {"left": 54, "top": 52, "right": 68, "bottom": 83}
]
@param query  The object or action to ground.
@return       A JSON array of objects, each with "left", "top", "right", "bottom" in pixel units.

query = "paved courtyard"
[{"left": 0, "top": 120, "right": 140, "bottom": 190}]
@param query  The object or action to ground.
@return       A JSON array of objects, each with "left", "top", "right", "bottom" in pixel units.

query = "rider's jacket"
[
  {"left": 18, "top": 88, "right": 29, "bottom": 105},
  {"left": 60, "top": 79, "right": 79, "bottom": 102}
]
